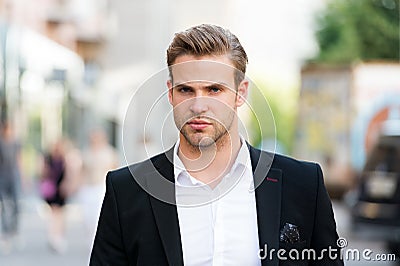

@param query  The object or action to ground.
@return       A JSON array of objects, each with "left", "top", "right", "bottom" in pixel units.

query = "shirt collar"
[{"left": 173, "top": 136, "right": 252, "bottom": 187}]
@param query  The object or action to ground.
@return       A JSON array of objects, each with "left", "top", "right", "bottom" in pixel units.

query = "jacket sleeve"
[
  {"left": 90, "top": 173, "right": 129, "bottom": 266},
  {"left": 310, "top": 164, "right": 344, "bottom": 265}
]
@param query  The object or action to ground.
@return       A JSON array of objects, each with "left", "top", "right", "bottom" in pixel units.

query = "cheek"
[
  {"left": 172, "top": 101, "right": 191, "bottom": 122},
  {"left": 172, "top": 99, "right": 191, "bottom": 112},
  {"left": 211, "top": 102, "right": 236, "bottom": 123},
  {"left": 217, "top": 96, "right": 237, "bottom": 111}
]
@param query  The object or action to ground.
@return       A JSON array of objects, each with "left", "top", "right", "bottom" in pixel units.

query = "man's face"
[{"left": 167, "top": 54, "right": 248, "bottom": 149}]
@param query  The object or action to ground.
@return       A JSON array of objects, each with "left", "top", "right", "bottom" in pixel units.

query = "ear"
[
  {"left": 236, "top": 79, "right": 249, "bottom": 107},
  {"left": 167, "top": 79, "right": 173, "bottom": 105}
]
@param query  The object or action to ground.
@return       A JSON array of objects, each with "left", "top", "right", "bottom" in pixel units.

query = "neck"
[{"left": 178, "top": 131, "right": 242, "bottom": 187}]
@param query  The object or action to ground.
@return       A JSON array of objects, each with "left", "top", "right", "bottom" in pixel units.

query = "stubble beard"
[{"left": 179, "top": 114, "right": 235, "bottom": 153}]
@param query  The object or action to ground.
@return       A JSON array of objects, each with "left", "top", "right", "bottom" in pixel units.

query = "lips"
[{"left": 187, "top": 119, "right": 211, "bottom": 130}]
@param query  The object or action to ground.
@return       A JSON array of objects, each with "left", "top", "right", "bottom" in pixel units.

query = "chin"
[{"left": 186, "top": 135, "right": 216, "bottom": 148}]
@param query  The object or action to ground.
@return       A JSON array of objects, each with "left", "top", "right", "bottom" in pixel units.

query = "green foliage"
[
  {"left": 313, "top": 0, "right": 399, "bottom": 63},
  {"left": 247, "top": 82, "right": 297, "bottom": 155}
]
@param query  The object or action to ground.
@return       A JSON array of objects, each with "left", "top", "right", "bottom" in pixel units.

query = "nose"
[{"left": 189, "top": 96, "right": 209, "bottom": 114}]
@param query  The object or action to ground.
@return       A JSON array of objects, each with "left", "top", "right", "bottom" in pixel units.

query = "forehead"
[{"left": 170, "top": 55, "right": 237, "bottom": 86}]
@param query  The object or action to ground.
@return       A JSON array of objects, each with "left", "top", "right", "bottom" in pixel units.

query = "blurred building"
[
  {"left": 0, "top": 0, "right": 237, "bottom": 165},
  {"left": 0, "top": 0, "right": 86, "bottom": 150},
  {"left": 295, "top": 61, "right": 400, "bottom": 198}
]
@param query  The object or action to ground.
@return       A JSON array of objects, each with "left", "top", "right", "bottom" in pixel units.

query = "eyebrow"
[{"left": 173, "top": 81, "right": 230, "bottom": 89}]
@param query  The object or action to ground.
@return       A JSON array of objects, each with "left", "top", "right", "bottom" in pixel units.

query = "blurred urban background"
[{"left": 0, "top": 0, "right": 398, "bottom": 265}]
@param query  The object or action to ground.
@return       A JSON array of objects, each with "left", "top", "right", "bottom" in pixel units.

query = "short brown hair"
[{"left": 167, "top": 24, "right": 248, "bottom": 86}]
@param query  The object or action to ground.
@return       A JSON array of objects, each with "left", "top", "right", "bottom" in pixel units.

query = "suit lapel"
[
  {"left": 249, "top": 145, "right": 282, "bottom": 266},
  {"left": 147, "top": 147, "right": 184, "bottom": 266}
]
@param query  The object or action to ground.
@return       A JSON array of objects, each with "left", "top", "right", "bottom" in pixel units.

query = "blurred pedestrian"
[
  {"left": 40, "top": 139, "right": 67, "bottom": 253},
  {"left": 60, "top": 139, "right": 83, "bottom": 198},
  {"left": 0, "top": 121, "right": 21, "bottom": 254},
  {"left": 78, "top": 129, "right": 118, "bottom": 244}
]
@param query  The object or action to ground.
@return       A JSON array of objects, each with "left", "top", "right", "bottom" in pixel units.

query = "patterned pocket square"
[{"left": 280, "top": 223, "right": 301, "bottom": 244}]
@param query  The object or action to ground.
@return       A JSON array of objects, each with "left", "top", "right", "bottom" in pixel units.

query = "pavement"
[
  {"left": 333, "top": 200, "right": 398, "bottom": 265},
  {"left": 0, "top": 193, "right": 92, "bottom": 266}
]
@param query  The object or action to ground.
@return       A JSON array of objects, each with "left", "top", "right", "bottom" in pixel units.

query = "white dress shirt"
[{"left": 174, "top": 138, "right": 261, "bottom": 266}]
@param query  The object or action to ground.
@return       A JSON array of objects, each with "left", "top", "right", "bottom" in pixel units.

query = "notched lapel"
[
  {"left": 249, "top": 145, "right": 282, "bottom": 266},
  {"left": 147, "top": 148, "right": 184, "bottom": 266}
]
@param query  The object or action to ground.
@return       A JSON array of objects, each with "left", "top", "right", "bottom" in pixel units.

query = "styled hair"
[{"left": 166, "top": 24, "right": 248, "bottom": 86}]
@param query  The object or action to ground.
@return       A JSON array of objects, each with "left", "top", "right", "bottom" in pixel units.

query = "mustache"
[{"left": 185, "top": 116, "right": 216, "bottom": 123}]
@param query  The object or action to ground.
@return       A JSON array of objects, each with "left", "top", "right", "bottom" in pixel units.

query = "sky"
[{"left": 231, "top": 0, "right": 326, "bottom": 86}]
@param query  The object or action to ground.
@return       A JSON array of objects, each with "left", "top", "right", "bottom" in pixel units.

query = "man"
[{"left": 90, "top": 24, "right": 343, "bottom": 265}]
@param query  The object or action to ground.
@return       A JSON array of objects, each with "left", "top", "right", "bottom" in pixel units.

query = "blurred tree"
[
  {"left": 248, "top": 82, "right": 297, "bottom": 155},
  {"left": 313, "top": 0, "right": 399, "bottom": 63}
]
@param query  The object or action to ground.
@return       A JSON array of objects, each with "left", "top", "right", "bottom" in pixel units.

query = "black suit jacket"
[{"left": 90, "top": 145, "right": 344, "bottom": 266}]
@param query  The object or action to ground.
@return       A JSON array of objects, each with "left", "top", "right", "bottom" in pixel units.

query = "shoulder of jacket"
[
  {"left": 271, "top": 153, "right": 322, "bottom": 189},
  {"left": 106, "top": 152, "right": 167, "bottom": 188},
  {"left": 272, "top": 153, "right": 317, "bottom": 169}
]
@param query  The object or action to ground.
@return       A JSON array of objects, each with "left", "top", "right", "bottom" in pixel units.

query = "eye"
[
  {"left": 209, "top": 86, "right": 221, "bottom": 94},
  {"left": 176, "top": 86, "right": 192, "bottom": 93}
]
